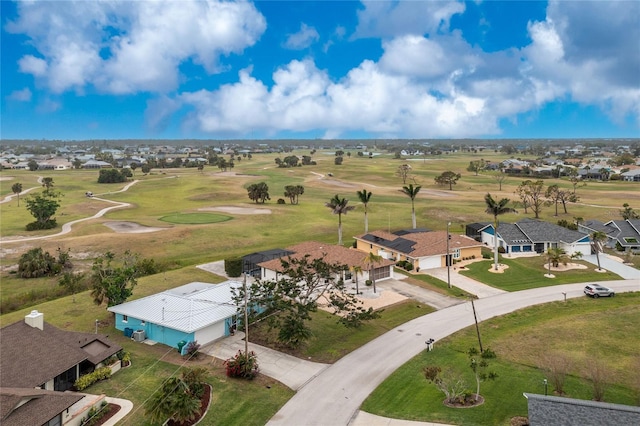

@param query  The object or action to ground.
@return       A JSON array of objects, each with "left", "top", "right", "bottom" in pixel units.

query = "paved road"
[{"left": 267, "top": 280, "right": 639, "bottom": 426}]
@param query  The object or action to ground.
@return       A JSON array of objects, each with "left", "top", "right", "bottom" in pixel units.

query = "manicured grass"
[
  {"left": 401, "top": 271, "right": 474, "bottom": 299},
  {"left": 362, "top": 293, "right": 640, "bottom": 425},
  {"left": 88, "top": 335, "right": 293, "bottom": 426},
  {"left": 460, "top": 257, "right": 622, "bottom": 291},
  {"left": 249, "top": 300, "right": 434, "bottom": 363},
  {"left": 159, "top": 212, "right": 232, "bottom": 224}
]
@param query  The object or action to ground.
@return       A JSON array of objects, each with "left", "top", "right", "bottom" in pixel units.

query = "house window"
[
  {"left": 453, "top": 249, "right": 461, "bottom": 259},
  {"left": 141, "top": 321, "right": 145, "bottom": 326},
  {"left": 370, "top": 244, "right": 373, "bottom": 249},
  {"left": 122, "top": 315, "right": 128, "bottom": 322}
]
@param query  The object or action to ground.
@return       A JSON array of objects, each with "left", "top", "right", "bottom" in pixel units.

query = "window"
[
  {"left": 141, "top": 321, "right": 145, "bottom": 326},
  {"left": 122, "top": 315, "right": 128, "bottom": 322},
  {"left": 453, "top": 249, "right": 461, "bottom": 259}
]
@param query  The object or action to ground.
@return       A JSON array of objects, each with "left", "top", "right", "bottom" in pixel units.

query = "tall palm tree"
[
  {"left": 325, "top": 194, "right": 355, "bottom": 245},
  {"left": 401, "top": 183, "right": 421, "bottom": 229},
  {"left": 364, "top": 251, "right": 383, "bottom": 294},
  {"left": 11, "top": 182, "right": 22, "bottom": 206},
  {"left": 591, "top": 231, "right": 607, "bottom": 271},
  {"left": 356, "top": 188, "right": 372, "bottom": 233},
  {"left": 484, "top": 193, "right": 516, "bottom": 271}
]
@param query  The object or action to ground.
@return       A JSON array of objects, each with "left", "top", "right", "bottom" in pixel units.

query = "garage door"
[
  {"left": 372, "top": 266, "right": 390, "bottom": 281},
  {"left": 419, "top": 256, "right": 441, "bottom": 270}
]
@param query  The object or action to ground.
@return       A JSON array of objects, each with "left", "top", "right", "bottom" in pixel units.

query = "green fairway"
[
  {"left": 159, "top": 212, "right": 232, "bottom": 224},
  {"left": 460, "top": 257, "right": 622, "bottom": 291},
  {"left": 362, "top": 293, "right": 640, "bottom": 425}
]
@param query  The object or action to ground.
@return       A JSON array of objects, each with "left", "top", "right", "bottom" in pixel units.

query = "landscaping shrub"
[
  {"left": 365, "top": 280, "right": 372, "bottom": 287},
  {"left": 26, "top": 220, "right": 58, "bottom": 231},
  {"left": 404, "top": 263, "right": 414, "bottom": 271},
  {"left": 224, "top": 350, "right": 259, "bottom": 379},
  {"left": 498, "top": 247, "right": 506, "bottom": 254},
  {"left": 74, "top": 367, "right": 112, "bottom": 391},
  {"left": 184, "top": 341, "right": 201, "bottom": 359},
  {"left": 224, "top": 258, "right": 243, "bottom": 277},
  {"left": 80, "top": 402, "right": 109, "bottom": 426}
]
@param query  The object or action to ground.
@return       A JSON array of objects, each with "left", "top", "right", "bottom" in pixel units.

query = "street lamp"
[
  {"left": 543, "top": 378, "right": 548, "bottom": 396},
  {"left": 446, "top": 222, "right": 451, "bottom": 288}
]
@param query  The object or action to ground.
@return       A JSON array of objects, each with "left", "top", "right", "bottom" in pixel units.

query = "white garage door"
[{"left": 419, "top": 256, "right": 442, "bottom": 270}]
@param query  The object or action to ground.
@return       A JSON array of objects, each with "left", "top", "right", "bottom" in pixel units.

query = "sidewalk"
[{"left": 101, "top": 397, "right": 134, "bottom": 426}]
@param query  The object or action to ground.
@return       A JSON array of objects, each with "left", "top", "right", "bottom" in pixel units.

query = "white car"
[{"left": 584, "top": 284, "right": 615, "bottom": 298}]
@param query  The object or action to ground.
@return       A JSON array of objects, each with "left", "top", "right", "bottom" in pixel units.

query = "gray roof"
[
  {"left": 603, "top": 220, "right": 640, "bottom": 247},
  {"left": 0, "top": 388, "right": 83, "bottom": 426},
  {"left": 496, "top": 223, "right": 531, "bottom": 245},
  {"left": 0, "top": 321, "right": 121, "bottom": 389},
  {"left": 515, "top": 218, "right": 587, "bottom": 244},
  {"left": 108, "top": 281, "right": 239, "bottom": 333},
  {"left": 581, "top": 220, "right": 617, "bottom": 236}
]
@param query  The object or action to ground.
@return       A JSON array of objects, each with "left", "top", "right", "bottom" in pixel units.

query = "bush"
[
  {"left": 26, "top": 220, "right": 57, "bottom": 231},
  {"left": 224, "top": 350, "right": 259, "bottom": 379},
  {"left": 498, "top": 247, "right": 506, "bottom": 254},
  {"left": 224, "top": 258, "right": 243, "bottom": 277},
  {"left": 404, "top": 263, "right": 414, "bottom": 271},
  {"left": 184, "top": 341, "right": 201, "bottom": 359},
  {"left": 482, "top": 252, "right": 491, "bottom": 259},
  {"left": 277, "top": 198, "right": 286, "bottom": 204},
  {"left": 396, "top": 260, "right": 407, "bottom": 268},
  {"left": 74, "top": 367, "right": 112, "bottom": 391},
  {"left": 365, "top": 279, "right": 372, "bottom": 287}
]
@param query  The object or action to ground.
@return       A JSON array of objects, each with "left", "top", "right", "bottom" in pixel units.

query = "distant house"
[
  {"left": 479, "top": 218, "right": 590, "bottom": 256},
  {"left": 354, "top": 229, "right": 482, "bottom": 270},
  {"left": 81, "top": 160, "right": 112, "bottom": 169},
  {"left": 621, "top": 169, "right": 640, "bottom": 182},
  {"left": 257, "top": 241, "right": 396, "bottom": 283},
  {"left": 579, "top": 219, "right": 640, "bottom": 252},
  {"left": 108, "top": 281, "right": 241, "bottom": 349}
]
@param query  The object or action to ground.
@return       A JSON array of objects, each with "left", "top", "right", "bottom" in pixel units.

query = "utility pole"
[
  {"left": 470, "top": 297, "right": 484, "bottom": 353},
  {"left": 446, "top": 222, "right": 451, "bottom": 288},
  {"left": 243, "top": 273, "right": 249, "bottom": 357}
]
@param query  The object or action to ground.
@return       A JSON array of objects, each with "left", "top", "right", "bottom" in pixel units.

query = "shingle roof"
[
  {"left": 108, "top": 281, "right": 240, "bottom": 333},
  {"left": 257, "top": 241, "right": 395, "bottom": 271},
  {"left": 355, "top": 231, "right": 482, "bottom": 258},
  {"left": 515, "top": 218, "right": 586, "bottom": 244},
  {"left": 0, "top": 388, "right": 83, "bottom": 426},
  {"left": 0, "top": 321, "right": 121, "bottom": 389}
]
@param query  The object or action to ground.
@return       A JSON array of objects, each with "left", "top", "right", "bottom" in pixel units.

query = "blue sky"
[{"left": 1, "top": 0, "right": 639, "bottom": 141}]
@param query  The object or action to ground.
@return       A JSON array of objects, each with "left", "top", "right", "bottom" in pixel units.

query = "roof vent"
[{"left": 25, "top": 310, "right": 44, "bottom": 330}]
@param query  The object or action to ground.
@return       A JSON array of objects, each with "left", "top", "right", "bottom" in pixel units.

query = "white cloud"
[
  {"left": 8, "top": 88, "right": 32, "bottom": 102},
  {"left": 354, "top": 0, "right": 465, "bottom": 38},
  {"left": 18, "top": 55, "right": 47, "bottom": 76},
  {"left": 7, "top": 0, "right": 267, "bottom": 94},
  {"left": 284, "top": 23, "right": 320, "bottom": 50}
]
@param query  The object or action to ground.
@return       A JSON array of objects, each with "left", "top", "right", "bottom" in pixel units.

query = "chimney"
[{"left": 25, "top": 310, "right": 44, "bottom": 330}]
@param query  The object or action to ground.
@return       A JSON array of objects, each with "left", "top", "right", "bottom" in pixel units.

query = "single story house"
[
  {"left": 621, "top": 169, "right": 640, "bottom": 182},
  {"left": 524, "top": 393, "right": 640, "bottom": 425},
  {"left": 0, "top": 310, "right": 121, "bottom": 393},
  {"left": 242, "top": 248, "right": 294, "bottom": 277},
  {"left": 257, "top": 241, "right": 396, "bottom": 283},
  {"left": 354, "top": 230, "right": 483, "bottom": 270},
  {"left": 478, "top": 218, "right": 590, "bottom": 256},
  {"left": 0, "top": 311, "right": 121, "bottom": 426},
  {"left": 108, "top": 281, "right": 241, "bottom": 349},
  {"left": 579, "top": 219, "right": 640, "bottom": 252}
]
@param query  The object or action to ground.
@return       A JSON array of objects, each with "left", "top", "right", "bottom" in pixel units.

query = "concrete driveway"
[
  {"left": 582, "top": 254, "right": 640, "bottom": 280},
  {"left": 267, "top": 280, "right": 639, "bottom": 426},
  {"left": 423, "top": 267, "right": 506, "bottom": 298}
]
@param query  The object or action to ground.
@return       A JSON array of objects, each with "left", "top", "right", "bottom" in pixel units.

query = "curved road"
[
  {"left": 0, "top": 180, "right": 139, "bottom": 244},
  {"left": 267, "top": 280, "right": 639, "bottom": 426}
]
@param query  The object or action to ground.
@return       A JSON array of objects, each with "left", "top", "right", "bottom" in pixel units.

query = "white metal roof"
[{"left": 107, "top": 281, "right": 241, "bottom": 333}]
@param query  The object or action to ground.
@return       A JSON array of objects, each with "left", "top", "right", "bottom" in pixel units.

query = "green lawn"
[
  {"left": 159, "top": 212, "right": 232, "bottom": 224},
  {"left": 88, "top": 335, "right": 293, "bottom": 426},
  {"left": 362, "top": 293, "right": 640, "bottom": 425},
  {"left": 460, "top": 257, "right": 622, "bottom": 291},
  {"left": 249, "top": 300, "right": 433, "bottom": 363}
]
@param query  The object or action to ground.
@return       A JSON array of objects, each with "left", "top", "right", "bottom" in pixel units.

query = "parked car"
[{"left": 584, "top": 284, "right": 615, "bottom": 298}]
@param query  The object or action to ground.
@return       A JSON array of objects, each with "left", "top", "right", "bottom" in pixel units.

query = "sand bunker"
[
  {"left": 103, "top": 221, "right": 167, "bottom": 233},
  {"left": 198, "top": 206, "right": 272, "bottom": 215}
]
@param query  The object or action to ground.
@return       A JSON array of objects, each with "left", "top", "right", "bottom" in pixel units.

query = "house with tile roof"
[
  {"left": 579, "top": 219, "right": 640, "bottom": 253},
  {"left": 477, "top": 218, "right": 591, "bottom": 256},
  {"left": 353, "top": 230, "right": 482, "bottom": 271},
  {"left": 257, "top": 241, "right": 396, "bottom": 283},
  {"left": 108, "top": 280, "right": 241, "bottom": 349}
]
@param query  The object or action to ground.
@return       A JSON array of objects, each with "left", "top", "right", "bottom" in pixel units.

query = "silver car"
[{"left": 584, "top": 284, "right": 615, "bottom": 298}]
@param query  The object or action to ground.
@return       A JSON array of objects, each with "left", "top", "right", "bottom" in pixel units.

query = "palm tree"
[
  {"left": 11, "top": 182, "right": 22, "bottom": 206},
  {"left": 401, "top": 183, "right": 421, "bottom": 229},
  {"left": 350, "top": 265, "right": 363, "bottom": 295},
  {"left": 591, "top": 231, "right": 607, "bottom": 271},
  {"left": 546, "top": 247, "right": 570, "bottom": 268},
  {"left": 356, "top": 188, "right": 372, "bottom": 233},
  {"left": 325, "top": 194, "right": 355, "bottom": 245},
  {"left": 484, "top": 193, "right": 517, "bottom": 271},
  {"left": 364, "top": 251, "right": 383, "bottom": 294}
]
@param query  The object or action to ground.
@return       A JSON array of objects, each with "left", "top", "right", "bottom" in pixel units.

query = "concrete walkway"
[
  {"left": 376, "top": 277, "right": 462, "bottom": 310},
  {"left": 351, "top": 412, "right": 451, "bottom": 426},
  {"left": 267, "top": 280, "right": 638, "bottom": 426},
  {"left": 201, "top": 331, "right": 329, "bottom": 391},
  {"left": 101, "top": 397, "right": 134, "bottom": 426},
  {"left": 423, "top": 267, "right": 507, "bottom": 298}
]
